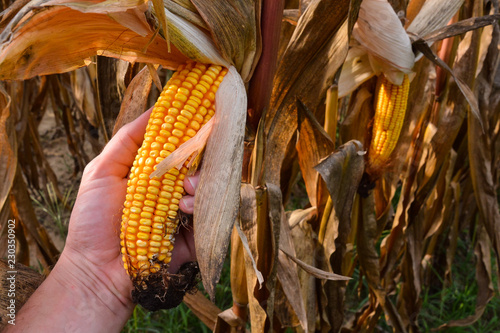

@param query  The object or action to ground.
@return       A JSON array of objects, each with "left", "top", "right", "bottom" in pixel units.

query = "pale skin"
[{"left": 6, "top": 109, "right": 200, "bottom": 332}]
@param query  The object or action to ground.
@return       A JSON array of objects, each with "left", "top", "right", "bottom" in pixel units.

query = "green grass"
[
  {"left": 417, "top": 231, "right": 500, "bottom": 333},
  {"left": 31, "top": 182, "right": 74, "bottom": 241}
]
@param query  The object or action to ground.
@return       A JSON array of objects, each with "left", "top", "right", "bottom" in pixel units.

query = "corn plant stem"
[
  {"left": 435, "top": 15, "right": 458, "bottom": 99},
  {"left": 318, "top": 196, "right": 333, "bottom": 245},
  {"left": 247, "top": 0, "right": 285, "bottom": 132},
  {"left": 324, "top": 85, "right": 338, "bottom": 146}
]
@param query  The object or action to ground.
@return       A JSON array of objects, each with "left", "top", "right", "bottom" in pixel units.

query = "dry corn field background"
[{"left": 0, "top": 0, "right": 500, "bottom": 332}]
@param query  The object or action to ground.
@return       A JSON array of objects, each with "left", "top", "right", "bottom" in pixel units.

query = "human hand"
[
  {"left": 8, "top": 110, "right": 201, "bottom": 332},
  {"left": 64, "top": 108, "right": 200, "bottom": 301}
]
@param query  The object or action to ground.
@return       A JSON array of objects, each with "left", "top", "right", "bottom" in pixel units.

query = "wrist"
[{"left": 52, "top": 250, "right": 135, "bottom": 325}]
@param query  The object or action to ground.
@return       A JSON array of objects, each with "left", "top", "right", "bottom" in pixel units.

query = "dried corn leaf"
[
  {"left": 339, "top": 86, "right": 372, "bottom": 144},
  {"left": 0, "top": 5, "right": 187, "bottom": 80},
  {"left": 288, "top": 212, "right": 317, "bottom": 331},
  {"left": 194, "top": 66, "right": 246, "bottom": 299},
  {"left": 191, "top": 0, "right": 260, "bottom": 82},
  {"left": 214, "top": 308, "right": 247, "bottom": 332},
  {"left": 314, "top": 140, "right": 365, "bottom": 330},
  {"left": 277, "top": 210, "right": 308, "bottom": 332},
  {"left": 468, "top": 20, "right": 500, "bottom": 268},
  {"left": 239, "top": 184, "right": 267, "bottom": 333},
  {"left": 71, "top": 68, "right": 98, "bottom": 127},
  {"left": 296, "top": 99, "right": 334, "bottom": 208},
  {"left": 406, "top": 0, "right": 464, "bottom": 38},
  {"left": 263, "top": 0, "right": 356, "bottom": 185},
  {"left": 265, "top": 183, "right": 284, "bottom": 331},
  {"left": 10, "top": 168, "right": 59, "bottom": 267},
  {"left": 0, "top": 83, "right": 16, "bottom": 214},
  {"left": 420, "top": 14, "right": 500, "bottom": 43},
  {"left": 184, "top": 292, "right": 221, "bottom": 330}
]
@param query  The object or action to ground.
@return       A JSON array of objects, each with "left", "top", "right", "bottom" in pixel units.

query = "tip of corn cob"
[{"left": 131, "top": 261, "right": 200, "bottom": 311}]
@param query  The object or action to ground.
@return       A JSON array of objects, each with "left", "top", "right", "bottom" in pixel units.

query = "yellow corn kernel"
[
  {"left": 120, "top": 62, "right": 228, "bottom": 277},
  {"left": 368, "top": 74, "right": 410, "bottom": 173}
]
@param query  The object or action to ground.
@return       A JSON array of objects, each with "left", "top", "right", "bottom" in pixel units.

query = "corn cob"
[
  {"left": 120, "top": 61, "right": 227, "bottom": 285},
  {"left": 367, "top": 74, "right": 410, "bottom": 173}
]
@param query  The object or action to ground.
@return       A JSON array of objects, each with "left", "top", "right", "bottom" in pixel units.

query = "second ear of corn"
[
  {"left": 120, "top": 61, "right": 227, "bottom": 278},
  {"left": 367, "top": 74, "right": 410, "bottom": 173}
]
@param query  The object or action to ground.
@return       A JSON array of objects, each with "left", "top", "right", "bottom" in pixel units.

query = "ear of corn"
[
  {"left": 120, "top": 61, "right": 227, "bottom": 278},
  {"left": 367, "top": 74, "right": 410, "bottom": 173}
]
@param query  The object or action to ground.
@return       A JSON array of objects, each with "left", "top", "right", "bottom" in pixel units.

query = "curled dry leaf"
[
  {"left": 338, "top": 46, "right": 374, "bottom": 98},
  {"left": 406, "top": 0, "right": 464, "bottom": 38},
  {"left": 296, "top": 99, "right": 334, "bottom": 208},
  {"left": 0, "top": 2, "right": 187, "bottom": 80},
  {"left": 194, "top": 66, "right": 246, "bottom": 299},
  {"left": 112, "top": 65, "right": 154, "bottom": 136},
  {"left": 280, "top": 248, "right": 350, "bottom": 281}
]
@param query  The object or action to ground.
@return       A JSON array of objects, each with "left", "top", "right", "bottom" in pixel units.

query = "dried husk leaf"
[
  {"left": 338, "top": 46, "right": 374, "bottom": 98},
  {"left": 352, "top": 0, "right": 415, "bottom": 78},
  {"left": 191, "top": 0, "right": 260, "bottom": 82},
  {"left": 112, "top": 65, "right": 153, "bottom": 136},
  {"left": 164, "top": 6, "right": 229, "bottom": 68},
  {"left": 194, "top": 66, "right": 246, "bottom": 299},
  {"left": 0, "top": 5, "right": 188, "bottom": 80},
  {"left": 151, "top": 117, "right": 214, "bottom": 176},
  {"left": 164, "top": 0, "right": 208, "bottom": 30}
]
